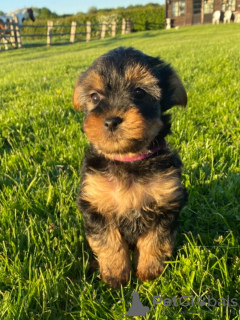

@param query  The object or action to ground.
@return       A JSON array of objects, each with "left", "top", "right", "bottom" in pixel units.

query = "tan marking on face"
[
  {"left": 121, "top": 108, "right": 147, "bottom": 140},
  {"left": 83, "top": 113, "right": 105, "bottom": 145},
  {"left": 84, "top": 108, "right": 146, "bottom": 153},
  {"left": 73, "top": 71, "right": 105, "bottom": 110},
  {"left": 85, "top": 70, "right": 105, "bottom": 93},
  {"left": 125, "top": 64, "right": 161, "bottom": 98},
  {"left": 83, "top": 107, "right": 162, "bottom": 155}
]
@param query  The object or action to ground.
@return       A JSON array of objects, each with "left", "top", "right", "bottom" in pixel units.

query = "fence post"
[
  {"left": 126, "top": 19, "right": 132, "bottom": 33},
  {"left": 166, "top": 18, "right": 171, "bottom": 29},
  {"left": 47, "top": 21, "right": 53, "bottom": 46},
  {"left": 111, "top": 21, "right": 116, "bottom": 37},
  {"left": 14, "top": 17, "right": 22, "bottom": 48},
  {"left": 10, "top": 19, "right": 17, "bottom": 48},
  {"left": 1, "top": 36, "right": 8, "bottom": 50},
  {"left": 70, "top": 21, "right": 77, "bottom": 43},
  {"left": 86, "top": 21, "right": 91, "bottom": 42},
  {"left": 101, "top": 22, "right": 106, "bottom": 39},
  {"left": 121, "top": 18, "right": 126, "bottom": 35}
]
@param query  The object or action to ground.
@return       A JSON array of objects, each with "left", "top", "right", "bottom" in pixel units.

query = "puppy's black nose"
[{"left": 104, "top": 117, "right": 123, "bottom": 131}]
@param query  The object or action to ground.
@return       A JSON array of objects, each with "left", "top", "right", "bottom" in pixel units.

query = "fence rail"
[{"left": 0, "top": 18, "right": 132, "bottom": 50}]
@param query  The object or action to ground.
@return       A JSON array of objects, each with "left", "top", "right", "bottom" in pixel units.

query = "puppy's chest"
[{"left": 81, "top": 168, "right": 181, "bottom": 218}]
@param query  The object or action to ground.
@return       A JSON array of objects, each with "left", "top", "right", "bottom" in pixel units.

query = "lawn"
[{"left": 0, "top": 23, "right": 240, "bottom": 319}]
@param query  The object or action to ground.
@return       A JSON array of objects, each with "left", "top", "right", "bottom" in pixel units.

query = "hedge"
[{"left": 20, "top": 6, "right": 165, "bottom": 40}]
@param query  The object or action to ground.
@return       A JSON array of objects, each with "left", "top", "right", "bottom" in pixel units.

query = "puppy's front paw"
[
  {"left": 135, "top": 254, "right": 165, "bottom": 282},
  {"left": 100, "top": 258, "right": 130, "bottom": 289}
]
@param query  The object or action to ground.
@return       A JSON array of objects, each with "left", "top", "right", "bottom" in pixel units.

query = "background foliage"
[{"left": 20, "top": 3, "right": 165, "bottom": 39}]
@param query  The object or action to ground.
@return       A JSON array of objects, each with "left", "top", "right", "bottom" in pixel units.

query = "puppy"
[{"left": 73, "top": 47, "right": 188, "bottom": 288}]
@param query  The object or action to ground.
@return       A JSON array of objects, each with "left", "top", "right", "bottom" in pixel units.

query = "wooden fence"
[
  {"left": 0, "top": 17, "right": 22, "bottom": 50},
  {"left": 0, "top": 18, "right": 132, "bottom": 50}
]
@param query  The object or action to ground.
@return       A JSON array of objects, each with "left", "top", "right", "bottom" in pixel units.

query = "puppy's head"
[{"left": 73, "top": 47, "right": 187, "bottom": 156}]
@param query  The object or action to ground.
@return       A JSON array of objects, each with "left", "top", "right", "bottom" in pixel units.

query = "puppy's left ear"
[
  {"left": 157, "top": 65, "right": 187, "bottom": 112},
  {"left": 73, "top": 80, "right": 82, "bottom": 110}
]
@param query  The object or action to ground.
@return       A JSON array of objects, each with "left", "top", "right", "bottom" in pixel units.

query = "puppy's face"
[{"left": 73, "top": 47, "right": 187, "bottom": 155}]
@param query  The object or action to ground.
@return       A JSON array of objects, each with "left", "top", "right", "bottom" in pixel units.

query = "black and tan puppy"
[{"left": 73, "top": 47, "right": 188, "bottom": 288}]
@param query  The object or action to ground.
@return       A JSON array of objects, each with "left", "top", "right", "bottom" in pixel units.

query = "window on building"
[
  {"left": 172, "top": 1, "right": 185, "bottom": 17},
  {"left": 193, "top": 0, "right": 202, "bottom": 14},
  {"left": 222, "top": 0, "right": 236, "bottom": 11},
  {"left": 204, "top": 0, "right": 214, "bottom": 13}
]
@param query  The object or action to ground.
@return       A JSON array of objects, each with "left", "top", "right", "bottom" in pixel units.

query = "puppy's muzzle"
[{"left": 104, "top": 117, "right": 123, "bottom": 132}]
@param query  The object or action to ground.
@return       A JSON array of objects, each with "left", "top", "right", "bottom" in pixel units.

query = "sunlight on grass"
[{"left": 0, "top": 24, "right": 240, "bottom": 319}]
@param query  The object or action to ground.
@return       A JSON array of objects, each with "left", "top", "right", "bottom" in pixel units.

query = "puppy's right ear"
[
  {"left": 160, "top": 69, "right": 187, "bottom": 112},
  {"left": 149, "top": 56, "right": 187, "bottom": 112},
  {"left": 73, "top": 80, "right": 82, "bottom": 110}
]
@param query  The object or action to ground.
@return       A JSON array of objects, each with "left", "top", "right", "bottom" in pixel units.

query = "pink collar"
[{"left": 113, "top": 139, "right": 167, "bottom": 162}]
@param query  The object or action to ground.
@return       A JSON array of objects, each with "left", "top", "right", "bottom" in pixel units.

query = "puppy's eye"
[
  {"left": 91, "top": 93, "right": 101, "bottom": 104},
  {"left": 134, "top": 88, "right": 146, "bottom": 99}
]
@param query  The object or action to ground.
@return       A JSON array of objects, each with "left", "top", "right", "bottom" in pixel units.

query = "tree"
[
  {"left": 127, "top": 4, "right": 143, "bottom": 9},
  {"left": 88, "top": 6, "right": 98, "bottom": 14},
  {"left": 32, "top": 7, "right": 58, "bottom": 19},
  {"left": 145, "top": 3, "right": 161, "bottom": 7},
  {"left": 40, "top": 7, "right": 58, "bottom": 18}
]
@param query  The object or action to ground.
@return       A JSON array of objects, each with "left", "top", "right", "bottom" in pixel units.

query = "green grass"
[{"left": 0, "top": 23, "right": 240, "bottom": 319}]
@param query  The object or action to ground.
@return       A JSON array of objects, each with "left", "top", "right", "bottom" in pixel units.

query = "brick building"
[{"left": 166, "top": 0, "right": 240, "bottom": 26}]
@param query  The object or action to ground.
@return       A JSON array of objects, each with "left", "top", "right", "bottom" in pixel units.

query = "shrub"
[{"left": 20, "top": 6, "right": 165, "bottom": 40}]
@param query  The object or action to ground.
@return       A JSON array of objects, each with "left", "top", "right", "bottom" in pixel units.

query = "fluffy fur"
[{"left": 73, "top": 47, "right": 188, "bottom": 288}]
